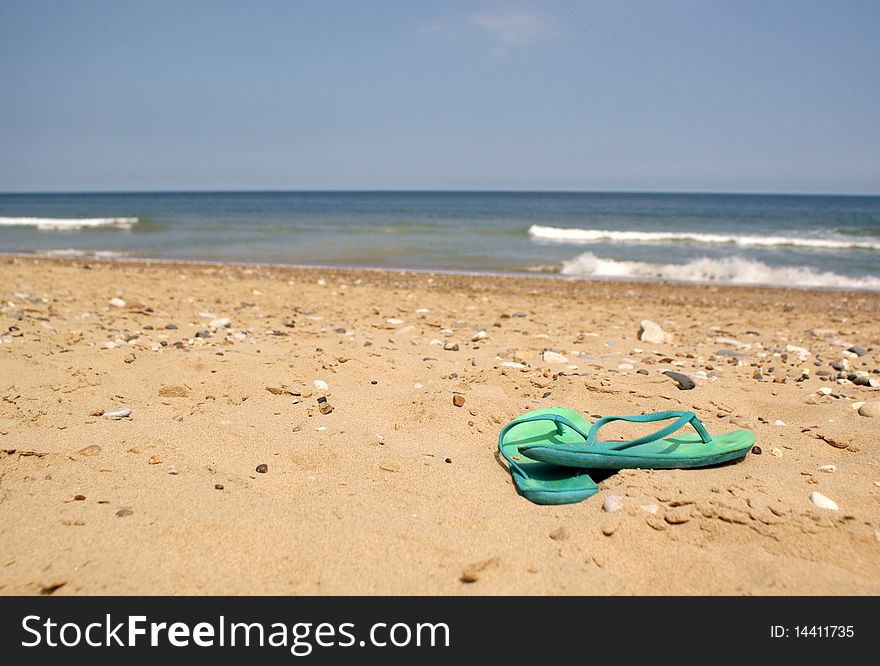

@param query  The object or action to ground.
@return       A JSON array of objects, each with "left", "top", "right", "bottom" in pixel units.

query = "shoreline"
[
  {"left": 1, "top": 254, "right": 879, "bottom": 595},
  {"left": 3, "top": 251, "right": 880, "bottom": 296}
]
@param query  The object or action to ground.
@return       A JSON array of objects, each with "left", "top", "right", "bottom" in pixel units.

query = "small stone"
[
  {"left": 319, "top": 402, "right": 334, "bottom": 415},
  {"left": 386, "top": 318, "right": 403, "bottom": 325},
  {"left": 549, "top": 526, "right": 570, "bottom": 541},
  {"left": 123, "top": 353, "right": 136, "bottom": 364},
  {"left": 379, "top": 463, "right": 399, "bottom": 472},
  {"left": 214, "top": 483, "right": 224, "bottom": 490},
  {"left": 817, "top": 464, "right": 837, "bottom": 473},
  {"left": 109, "top": 297, "right": 126, "bottom": 308},
  {"left": 256, "top": 464, "right": 268, "bottom": 473},
  {"left": 809, "top": 491, "right": 838, "bottom": 511},
  {"left": 148, "top": 455, "right": 161, "bottom": 465},
  {"left": 472, "top": 330, "right": 487, "bottom": 342},
  {"left": 751, "top": 445, "right": 762, "bottom": 455},
  {"left": 77, "top": 445, "right": 101, "bottom": 456},
  {"left": 830, "top": 359, "right": 848, "bottom": 371},
  {"left": 500, "top": 361, "right": 526, "bottom": 369},
  {"left": 313, "top": 379, "right": 329, "bottom": 391},
  {"left": 857, "top": 402, "right": 880, "bottom": 418},
  {"left": 638, "top": 320, "right": 671, "bottom": 344},
  {"left": 770, "top": 447, "right": 783, "bottom": 457},
  {"left": 662, "top": 371, "right": 695, "bottom": 390},
  {"left": 452, "top": 394, "right": 465, "bottom": 407},
  {"left": 445, "top": 458, "right": 452, "bottom": 463},
  {"left": 164, "top": 323, "right": 178, "bottom": 330},
  {"left": 73, "top": 494, "right": 86, "bottom": 501},
  {"left": 640, "top": 503, "right": 659, "bottom": 514},
  {"left": 847, "top": 346, "right": 867, "bottom": 357},
  {"left": 159, "top": 385, "right": 189, "bottom": 398},
  {"left": 600, "top": 525, "right": 617, "bottom": 537},
  {"left": 542, "top": 351, "right": 568, "bottom": 364},
  {"left": 104, "top": 407, "right": 132, "bottom": 419},
  {"left": 817, "top": 387, "right": 832, "bottom": 395},
  {"left": 115, "top": 508, "right": 134, "bottom": 517},
  {"left": 637, "top": 368, "right": 649, "bottom": 375},
  {"left": 209, "top": 317, "right": 231, "bottom": 329},
  {"left": 774, "top": 420, "right": 786, "bottom": 427},
  {"left": 602, "top": 495, "right": 623, "bottom": 513},
  {"left": 443, "top": 341, "right": 459, "bottom": 351},
  {"left": 168, "top": 465, "right": 178, "bottom": 475}
]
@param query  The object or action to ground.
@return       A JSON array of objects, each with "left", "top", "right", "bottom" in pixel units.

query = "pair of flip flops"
[{"left": 498, "top": 407, "right": 755, "bottom": 505}]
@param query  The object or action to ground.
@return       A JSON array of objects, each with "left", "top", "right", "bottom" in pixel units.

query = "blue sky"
[{"left": 1, "top": 0, "right": 878, "bottom": 193}]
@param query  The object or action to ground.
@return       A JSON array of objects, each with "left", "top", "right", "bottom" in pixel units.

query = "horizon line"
[{"left": 1, "top": 187, "right": 879, "bottom": 197}]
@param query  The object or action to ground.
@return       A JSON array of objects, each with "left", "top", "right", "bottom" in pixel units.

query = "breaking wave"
[
  {"left": 0, "top": 217, "right": 138, "bottom": 230},
  {"left": 559, "top": 252, "right": 880, "bottom": 290},
  {"left": 528, "top": 224, "right": 880, "bottom": 251}
]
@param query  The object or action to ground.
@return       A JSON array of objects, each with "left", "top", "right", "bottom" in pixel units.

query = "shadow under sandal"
[
  {"left": 498, "top": 408, "right": 599, "bottom": 505},
  {"left": 521, "top": 410, "right": 755, "bottom": 470}
]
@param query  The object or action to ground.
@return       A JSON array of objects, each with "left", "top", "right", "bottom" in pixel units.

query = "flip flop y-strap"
[
  {"left": 586, "top": 411, "right": 712, "bottom": 451},
  {"left": 498, "top": 413, "right": 590, "bottom": 478}
]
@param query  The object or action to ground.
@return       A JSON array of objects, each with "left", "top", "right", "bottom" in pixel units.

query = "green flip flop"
[
  {"left": 520, "top": 410, "right": 755, "bottom": 470},
  {"left": 498, "top": 408, "right": 599, "bottom": 505}
]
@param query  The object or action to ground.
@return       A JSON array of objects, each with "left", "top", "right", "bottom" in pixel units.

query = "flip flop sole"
[{"left": 501, "top": 408, "right": 599, "bottom": 505}]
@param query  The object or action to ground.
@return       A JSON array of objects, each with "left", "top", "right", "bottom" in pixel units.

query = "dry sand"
[{"left": 1, "top": 255, "right": 879, "bottom": 595}]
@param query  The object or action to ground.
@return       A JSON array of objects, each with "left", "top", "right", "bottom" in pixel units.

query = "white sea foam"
[
  {"left": 559, "top": 252, "right": 880, "bottom": 290},
  {"left": 39, "top": 249, "right": 129, "bottom": 258},
  {"left": 0, "top": 217, "right": 138, "bottom": 230},
  {"left": 528, "top": 224, "right": 880, "bottom": 251}
]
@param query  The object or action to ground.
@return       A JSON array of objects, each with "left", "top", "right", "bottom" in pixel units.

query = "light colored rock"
[
  {"left": 104, "top": 407, "right": 132, "bottom": 419},
  {"left": 471, "top": 330, "right": 487, "bottom": 342},
  {"left": 774, "top": 420, "right": 786, "bottom": 426},
  {"left": 209, "top": 317, "right": 231, "bottom": 329},
  {"left": 817, "top": 387, "right": 833, "bottom": 395},
  {"left": 810, "top": 491, "right": 839, "bottom": 511},
  {"left": 638, "top": 320, "right": 671, "bottom": 344},
  {"left": 542, "top": 351, "right": 568, "bottom": 364},
  {"left": 714, "top": 336, "right": 746, "bottom": 348},
  {"left": 386, "top": 318, "right": 403, "bottom": 325},
  {"left": 602, "top": 495, "right": 623, "bottom": 513},
  {"left": 500, "top": 361, "right": 526, "bottom": 369},
  {"left": 770, "top": 447, "right": 783, "bottom": 457},
  {"left": 858, "top": 402, "right": 880, "bottom": 418},
  {"left": 640, "top": 503, "right": 659, "bottom": 514},
  {"left": 109, "top": 297, "right": 126, "bottom": 308},
  {"left": 852, "top": 401, "right": 866, "bottom": 410},
  {"left": 817, "top": 464, "right": 837, "bottom": 473},
  {"left": 785, "top": 344, "right": 810, "bottom": 360},
  {"left": 313, "top": 379, "right": 329, "bottom": 391}
]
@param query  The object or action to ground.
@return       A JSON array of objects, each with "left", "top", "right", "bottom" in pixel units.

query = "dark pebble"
[
  {"left": 334, "top": 327, "right": 347, "bottom": 334},
  {"left": 830, "top": 360, "right": 847, "bottom": 371},
  {"left": 445, "top": 458, "right": 452, "bottom": 463},
  {"left": 115, "top": 508, "right": 134, "bottom": 517},
  {"left": 637, "top": 368, "right": 649, "bottom": 375},
  {"left": 195, "top": 330, "right": 211, "bottom": 338},
  {"left": 73, "top": 494, "right": 86, "bottom": 501},
  {"left": 256, "top": 464, "right": 268, "bottom": 474},
  {"left": 662, "top": 371, "right": 696, "bottom": 390},
  {"left": 164, "top": 323, "right": 178, "bottom": 330},
  {"left": 848, "top": 346, "right": 867, "bottom": 357},
  {"left": 214, "top": 483, "right": 224, "bottom": 490},
  {"left": 542, "top": 391, "right": 552, "bottom": 398},
  {"left": 371, "top": 380, "right": 378, "bottom": 385},
  {"left": 752, "top": 446, "right": 762, "bottom": 455},
  {"left": 317, "top": 396, "right": 327, "bottom": 404}
]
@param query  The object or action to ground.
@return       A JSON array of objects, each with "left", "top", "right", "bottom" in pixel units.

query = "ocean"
[{"left": 1, "top": 191, "right": 879, "bottom": 289}]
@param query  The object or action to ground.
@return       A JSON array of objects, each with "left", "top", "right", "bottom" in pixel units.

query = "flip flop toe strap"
[
  {"left": 498, "top": 414, "right": 589, "bottom": 477},
  {"left": 587, "top": 411, "right": 712, "bottom": 451}
]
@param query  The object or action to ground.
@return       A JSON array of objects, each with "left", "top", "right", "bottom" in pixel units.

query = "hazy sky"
[{"left": 1, "top": 0, "right": 878, "bottom": 193}]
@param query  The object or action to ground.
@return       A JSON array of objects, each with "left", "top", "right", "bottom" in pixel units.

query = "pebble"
[
  {"left": 472, "top": 330, "right": 487, "bottom": 342},
  {"left": 830, "top": 360, "right": 848, "bottom": 371},
  {"left": 542, "top": 351, "right": 568, "bottom": 364},
  {"left": 751, "top": 445, "right": 762, "bottom": 455},
  {"left": 164, "top": 323, "right": 178, "bottom": 330},
  {"left": 214, "top": 483, "right": 224, "bottom": 490},
  {"left": 773, "top": 420, "right": 786, "bottom": 427},
  {"left": 549, "top": 526, "right": 570, "bottom": 541},
  {"left": 662, "top": 371, "right": 695, "bottom": 390},
  {"left": 148, "top": 455, "right": 162, "bottom": 465},
  {"left": 443, "top": 341, "right": 459, "bottom": 351},
  {"left": 209, "top": 317, "right": 231, "bottom": 329},
  {"left": 313, "top": 379, "right": 329, "bottom": 391},
  {"left": 109, "top": 297, "right": 126, "bottom": 308},
  {"left": 770, "top": 447, "right": 783, "bottom": 457},
  {"left": 602, "top": 495, "right": 623, "bottom": 512},
  {"left": 817, "top": 387, "right": 832, "bottom": 395},
  {"left": 115, "top": 508, "right": 134, "bottom": 518},
  {"left": 817, "top": 464, "right": 837, "bottom": 473},
  {"left": 857, "top": 402, "right": 880, "bottom": 418},
  {"left": 104, "top": 407, "right": 132, "bottom": 419},
  {"left": 256, "top": 464, "right": 268, "bottom": 473},
  {"left": 319, "top": 401, "right": 334, "bottom": 415},
  {"left": 638, "top": 319, "right": 671, "bottom": 344},
  {"left": 386, "top": 318, "right": 403, "bottom": 325},
  {"left": 500, "top": 361, "right": 526, "bottom": 369},
  {"left": 809, "top": 491, "right": 839, "bottom": 511},
  {"left": 77, "top": 445, "right": 101, "bottom": 456},
  {"left": 452, "top": 394, "right": 465, "bottom": 407},
  {"left": 847, "top": 345, "right": 867, "bottom": 356},
  {"left": 640, "top": 503, "right": 659, "bottom": 514},
  {"left": 168, "top": 465, "right": 178, "bottom": 475}
]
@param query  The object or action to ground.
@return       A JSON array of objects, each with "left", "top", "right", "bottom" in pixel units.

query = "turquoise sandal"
[
  {"left": 498, "top": 408, "right": 599, "bottom": 505},
  {"left": 520, "top": 410, "right": 755, "bottom": 470}
]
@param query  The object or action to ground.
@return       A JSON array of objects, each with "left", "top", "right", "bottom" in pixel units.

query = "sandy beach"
[{"left": 1, "top": 255, "right": 878, "bottom": 595}]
